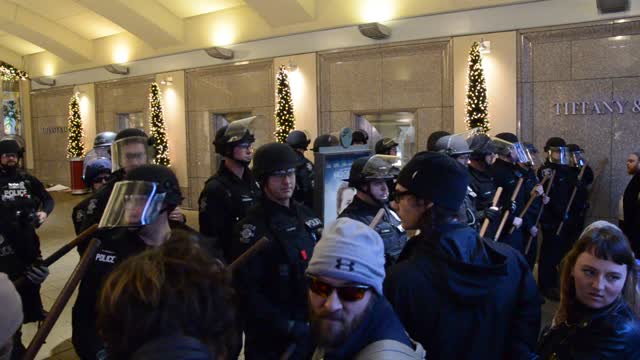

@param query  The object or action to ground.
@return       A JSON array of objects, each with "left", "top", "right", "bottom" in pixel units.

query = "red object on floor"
[{"left": 69, "top": 157, "right": 87, "bottom": 195}]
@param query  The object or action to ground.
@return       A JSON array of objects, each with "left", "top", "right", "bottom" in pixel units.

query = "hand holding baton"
[
  {"left": 479, "top": 187, "right": 503, "bottom": 238},
  {"left": 508, "top": 174, "right": 551, "bottom": 235},
  {"left": 525, "top": 169, "right": 556, "bottom": 255},
  {"left": 555, "top": 163, "right": 588, "bottom": 236},
  {"left": 494, "top": 178, "right": 524, "bottom": 242}
]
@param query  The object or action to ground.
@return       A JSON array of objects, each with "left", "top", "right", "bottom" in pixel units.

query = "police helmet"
[
  {"left": 434, "top": 135, "right": 473, "bottom": 157},
  {"left": 213, "top": 125, "right": 255, "bottom": 157},
  {"left": 544, "top": 137, "right": 567, "bottom": 152},
  {"left": 375, "top": 138, "right": 399, "bottom": 155},
  {"left": 84, "top": 158, "right": 112, "bottom": 187},
  {"left": 352, "top": 130, "right": 369, "bottom": 145},
  {"left": 312, "top": 134, "right": 340, "bottom": 153},
  {"left": 0, "top": 139, "right": 21, "bottom": 156},
  {"left": 347, "top": 155, "right": 398, "bottom": 188},
  {"left": 468, "top": 134, "right": 497, "bottom": 160},
  {"left": 426, "top": 131, "right": 451, "bottom": 151},
  {"left": 94, "top": 131, "right": 117, "bottom": 148},
  {"left": 286, "top": 130, "right": 311, "bottom": 150},
  {"left": 125, "top": 164, "right": 183, "bottom": 208},
  {"left": 252, "top": 142, "right": 301, "bottom": 181}
]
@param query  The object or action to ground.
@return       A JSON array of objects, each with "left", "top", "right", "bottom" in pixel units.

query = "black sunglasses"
[
  {"left": 392, "top": 190, "right": 413, "bottom": 203},
  {"left": 307, "top": 275, "right": 370, "bottom": 302}
]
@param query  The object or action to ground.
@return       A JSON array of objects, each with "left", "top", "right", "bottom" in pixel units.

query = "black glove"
[
  {"left": 483, "top": 207, "right": 500, "bottom": 222},
  {"left": 288, "top": 320, "right": 310, "bottom": 341},
  {"left": 26, "top": 264, "right": 49, "bottom": 285}
]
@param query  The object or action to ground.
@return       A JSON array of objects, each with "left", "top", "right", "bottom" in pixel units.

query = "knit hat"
[
  {"left": 306, "top": 218, "right": 385, "bottom": 295},
  {"left": 0, "top": 273, "right": 23, "bottom": 345},
  {"left": 397, "top": 151, "right": 469, "bottom": 212}
]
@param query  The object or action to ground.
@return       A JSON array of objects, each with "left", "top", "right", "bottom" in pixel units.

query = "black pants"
[{"left": 538, "top": 223, "right": 572, "bottom": 291}]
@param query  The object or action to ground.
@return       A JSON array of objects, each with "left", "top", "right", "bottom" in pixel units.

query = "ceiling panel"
[
  {"left": 58, "top": 11, "right": 124, "bottom": 39},
  {"left": 156, "top": 0, "right": 245, "bottom": 18},
  {"left": 8, "top": 0, "right": 87, "bottom": 21},
  {"left": 0, "top": 34, "right": 44, "bottom": 55}
]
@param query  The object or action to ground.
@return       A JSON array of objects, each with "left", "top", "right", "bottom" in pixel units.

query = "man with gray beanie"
[
  {"left": 307, "top": 218, "right": 424, "bottom": 360},
  {"left": 384, "top": 151, "right": 540, "bottom": 360}
]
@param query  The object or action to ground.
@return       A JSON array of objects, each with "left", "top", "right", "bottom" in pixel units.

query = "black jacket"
[
  {"left": 198, "top": 162, "right": 260, "bottom": 262},
  {"left": 384, "top": 223, "right": 541, "bottom": 360},
  {"left": 130, "top": 336, "right": 213, "bottom": 360},
  {"left": 293, "top": 151, "right": 315, "bottom": 209},
  {"left": 622, "top": 173, "right": 640, "bottom": 254},
  {"left": 537, "top": 298, "right": 640, "bottom": 359},
  {"left": 469, "top": 165, "right": 497, "bottom": 212},
  {"left": 231, "top": 198, "right": 322, "bottom": 360},
  {"left": 72, "top": 170, "right": 125, "bottom": 235},
  {"left": 339, "top": 196, "right": 408, "bottom": 264},
  {"left": 315, "top": 296, "right": 414, "bottom": 359},
  {"left": 538, "top": 162, "right": 576, "bottom": 227}
]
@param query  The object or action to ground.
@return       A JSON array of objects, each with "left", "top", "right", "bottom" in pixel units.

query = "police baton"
[
  {"left": 508, "top": 174, "right": 551, "bottom": 235},
  {"left": 555, "top": 163, "right": 588, "bottom": 236},
  {"left": 369, "top": 208, "right": 386, "bottom": 229},
  {"left": 280, "top": 343, "right": 297, "bottom": 360},
  {"left": 227, "top": 236, "right": 270, "bottom": 274},
  {"left": 525, "top": 170, "right": 556, "bottom": 255},
  {"left": 23, "top": 238, "right": 101, "bottom": 360},
  {"left": 494, "top": 178, "right": 524, "bottom": 242},
  {"left": 479, "top": 187, "right": 503, "bottom": 238},
  {"left": 13, "top": 224, "right": 99, "bottom": 289}
]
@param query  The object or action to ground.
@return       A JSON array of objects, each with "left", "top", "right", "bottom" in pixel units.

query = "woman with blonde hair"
[{"left": 537, "top": 220, "right": 640, "bottom": 359}]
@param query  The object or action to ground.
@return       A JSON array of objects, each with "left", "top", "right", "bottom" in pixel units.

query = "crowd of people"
[{"left": 0, "top": 122, "right": 639, "bottom": 359}]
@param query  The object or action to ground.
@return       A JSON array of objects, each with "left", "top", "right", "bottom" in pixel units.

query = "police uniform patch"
[
  {"left": 541, "top": 168, "right": 553, "bottom": 179},
  {"left": 199, "top": 197, "right": 207, "bottom": 212},
  {"left": 75, "top": 209, "right": 85, "bottom": 223},
  {"left": 87, "top": 199, "right": 98, "bottom": 215},
  {"left": 306, "top": 162, "right": 313, "bottom": 171},
  {"left": 240, "top": 224, "right": 256, "bottom": 244}
]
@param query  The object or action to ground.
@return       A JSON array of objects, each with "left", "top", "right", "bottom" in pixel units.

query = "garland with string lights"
[
  {"left": 465, "top": 42, "right": 490, "bottom": 133},
  {"left": 66, "top": 93, "right": 85, "bottom": 159},
  {"left": 0, "top": 61, "right": 28, "bottom": 82},
  {"left": 148, "top": 82, "right": 170, "bottom": 166},
  {"left": 274, "top": 65, "right": 295, "bottom": 143}
]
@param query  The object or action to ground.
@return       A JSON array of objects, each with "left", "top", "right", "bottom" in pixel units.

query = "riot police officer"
[
  {"left": 537, "top": 137, "right": 577, "bottom": 300},
  {"left": 426, "top": 130, "right": 450, "bottom": 151},
  {"left": 83, "top": 131, "right": 116, "bottom": 170},
  {"left": 286, "top": 130, "right": 315, "bottom": 209},
  {"left": 375, "top": 138, "right": 398, "bottom": 155},
  {"left": 467, "top": 133, "right": 500, "bottom": 236},
  {"left": 232, "top": 142, "right": 322, "bottom": 360},
  {"left": 489, "top": 133, "right": 540, "bottom": 256},
  {"left": 198, "top": 118, "right": 261, "bottom": 263},
  {"left": 339, "top": 155, "right": 407, "bottom": 265},
  {"left": 352, "top": 129, "right": 369, "bottom": 145},
  {"left": 312, "top": 134, "right": 339, "bottom": 153},
  {"left": 0, "top": 138, "right": 52, "bottom": 358},
  {"left": 72, "top": 164, "right": 188, "bottom": 360},
  {"left": 83, "top": 157, "right": 112, "bottom": 193},
  {"left": 72, "top": 128, "right": 152, "bottom": 235}
]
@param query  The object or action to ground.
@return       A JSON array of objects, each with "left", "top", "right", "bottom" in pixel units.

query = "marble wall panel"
[
  {"left": 613, "top": 21, "right": 640, "bottom": 37},
  {"left": 519, "top": 36, "right": 533, "bottom": 83},
  {"left": 442, "top": 107, "right": 454, "bottom": 134},
  {"left": 381, "top": 48, "right": 442, "bottom": 109},
  {"left": 611, "top": 77, "right": 640, "bottom": 217},
  {"left": 320, "top": 111, "right": 353, "bottom": 134},
  {"left": 326, "top": 53, "right": 382, "bottom": 112},
  {"left": 519, "top": 82, "right": 534, "bottom": 142},
  {"left": 96, "top": 77, "right": 153, "bottom": 132},
  {"left": 187, "top": 62, "right": 273, "bottom": 112},
  {"left": 572, "top": 35, "right": 640, "bottom": 80},
  {"left": 532, "top": 41, "right": 571, "bottom": 82},
  {"left": 416, "top": 107, "right": 444, "bottom": 152},
  {"left": 186, "top": 111, "right": 213, "bottom": 179},
  {"left": 523, "top": 24, "right": 612, "bottom": 44},
  {"left": 532, "top": 79, "right": 613, "bottom": 218},
  {"left": 187, "top": 177, "right": 208, "bottom": 211}
]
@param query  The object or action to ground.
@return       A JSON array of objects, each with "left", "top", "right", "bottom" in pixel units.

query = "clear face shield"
[
  {"left": 111, "top": 136, "right": 152, "bottom": 172},
  {"left": 547, "top": 146, "right": 571, "bottom": 165},
  {"left": 492, "top": 138, "right": 529, "bottom": 164},
  {"left": 523, "top": 147, "right": 542, "bottom": 168},
  {"left": 99, "top": 181, "right": 167, "bottom": 228},
  {"left": 225, "top": 116, "right": 258, "bottom": 144},
  {"left": 570, "top": 151, "right": 586, "bottom": 168}
]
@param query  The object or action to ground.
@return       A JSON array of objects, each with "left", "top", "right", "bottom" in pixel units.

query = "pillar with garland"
[
  {"left": 465, "top": 42, "right": 490, "bottom": 133},
  {"left": 274, "top": 65, "right": 295, "bottom": 143},
  {"left": 149, "top": 82, "right": 170, "bottom": 166},
  {"left": 66, "top": 93, "right": 85, "bottom": 158}
]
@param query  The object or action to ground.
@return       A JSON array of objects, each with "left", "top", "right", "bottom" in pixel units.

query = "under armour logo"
[{"left": 335, "top": 258, "right": 355, "bottom": 272}]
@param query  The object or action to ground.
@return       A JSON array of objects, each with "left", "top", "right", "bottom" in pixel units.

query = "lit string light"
[
  {"left": 465, "top": 42, "right": 490, "bottom": 134},
  {"left": 274, "top": 65, "right": 295, "bottom": 143},
  {"left": 149, "top": 82, "right": 171, "bottom": 166},
  {"left": 66, "top": 93, "right": 85, "bottom": 158},
  {"left": 0, "top": 62, "right": 29, "bottom": 82}
]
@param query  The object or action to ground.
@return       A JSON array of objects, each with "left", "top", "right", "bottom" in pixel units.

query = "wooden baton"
[
  {"left": 227, "top": 236, "right": 270, "bottom": 273},
  {"left": 525, "top": 169, "right": 556, "bottom": 255},
  {"left": 494, "top": 178, "right": 524, "bottom": 242},
  {"left": 508, "top": 174, "right": 551, "bottom": 235},
  {"left": 479, "top": 187, "right": 503, "bottom": 238},
  {"left": 369, "top": 208, "right": 386, "bottom": 229},
  {"left": 23, "top": 238, "right": 101, "bottom": 360}
]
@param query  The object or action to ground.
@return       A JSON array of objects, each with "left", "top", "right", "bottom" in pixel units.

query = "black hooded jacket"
[
  {"left": 384, "top": 223, "right": 541, "bottom": 359},
  {"left": 622, "top": 173, "right": 640, "bottom": 255},
  {"left": 130, "top": 336, "right": 213, "bottom": 360}
]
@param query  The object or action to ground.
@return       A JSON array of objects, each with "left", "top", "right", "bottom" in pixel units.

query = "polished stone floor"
[{"left": 22, "top": 192, "right": 557, "bottom": 359}]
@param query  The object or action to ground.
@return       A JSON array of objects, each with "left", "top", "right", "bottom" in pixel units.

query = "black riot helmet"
[
  {"left": 567, "top": 143, "right": 586, "bottom": 168},
  {"left": 213, "top": 117, "right": 256, "bottom": 158},
  {"left": 252, "top": 142, "right": 302, "bottom": 183},
  {"left": 544, "top": 137, "right": 570, "bottom": 165},
  {"left": 347, "top": 155, "right": 398, "bottom": 188},
  {"left": 375, "top": 138, "right": 399, "bottom": 155},
  {"left": 312, "top": 134, "right": 340, "bottom": 153},
  {"left": 286, "top": 130, "right": 311, "bottom": 150},
  {"left": 426, "top": 131, "right": 451, "bottom": 151},
  {"left": 94, "top": 131, "right": 117, "bottom": 148},
  {"left": 0, "top": 139, "right": 21, "bottom": 157},
  {"left": 352, "top": 130, "right": 369, "bottom": 145},
  {"left": 468, "top": 134, "right": 497, "bottom": 160}
]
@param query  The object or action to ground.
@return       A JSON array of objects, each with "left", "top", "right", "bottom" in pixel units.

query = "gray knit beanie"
[{"left": 306, "top": 218, "right": 385, "bottom": 295}]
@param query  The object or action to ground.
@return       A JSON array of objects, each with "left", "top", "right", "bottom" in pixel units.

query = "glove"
[
  {"left": 532, "top": 184, "right": 544, "bottom": 196},
  {"left": 484, "top": 207, "right": 500, "bottom": 222},
  {"left": 26, "top": 264, "right": 49, "bottom": 285},
  {"left": 168, "top": 208, "right": 186, "bottom": 223},
  {"left": 509, "top": 200, "right": 517, "bottom": 214},
  {"left": 542, "top": 195, "right": 550, "bottom": 205},
  {"left": 288, "top": 320, "right": 310, "bottom": 341},
  {"left": 36, "top": 211, "right": 47, "bottom": 225},
  {"left": 512, "top": 217, "right": 523, "bottom": 228},
  {"left": 529, "top": 226, "right": 539, "bottom": 237}
]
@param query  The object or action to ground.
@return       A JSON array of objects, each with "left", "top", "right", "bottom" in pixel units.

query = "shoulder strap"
[{"left": 354, "top": 339, "right": 426, "bottom": 360}]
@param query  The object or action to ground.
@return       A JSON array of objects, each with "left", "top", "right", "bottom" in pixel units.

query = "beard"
[{"left": 309, "top": 296, "right": 376, "bottom": 349}]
